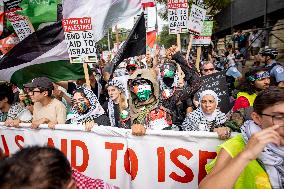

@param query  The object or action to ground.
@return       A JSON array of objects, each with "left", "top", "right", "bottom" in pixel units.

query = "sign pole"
[
  {"left": 196, "top": 46, "right": 202, "bottom": 72},
  {"left": 83, "top": 64, "right": 91, "bottom": 89},
  {"left": 186, "top": 34, "right": 194, "bottom": 62},
  {"left": 177, "top": 33, "right": 181, "bottom": 51}
]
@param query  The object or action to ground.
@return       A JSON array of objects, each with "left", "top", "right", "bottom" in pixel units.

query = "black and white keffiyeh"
[
  {"left": 241, "top": 120, "right": 284, "bottom": 189},
  {"left": 182, "top": 90, "right": 227, "bottom": 131},
  {"left": 68, "top": 87, "right": 105, "bottom": 124},
  {"left": 107, "top": 79, "right": 125, "bottom": 127}
]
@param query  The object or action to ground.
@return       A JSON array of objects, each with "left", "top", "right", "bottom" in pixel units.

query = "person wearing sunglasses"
[
  {"left": 24, "top": 77, "right": 67, "bottom": 129},
  {"left": 233, "top": 67, "right": 271, "bottom": 112},
  {"left": 200, "top": 87, "right": 284, "bottom": 189},
  {"left": 201, "top": 61, "right": 217, "bottom": 76}
]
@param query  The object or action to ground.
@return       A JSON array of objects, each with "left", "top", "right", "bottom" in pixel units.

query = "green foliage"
[{"left": 158, "top": 25, "right": 177, "bottom": 48}]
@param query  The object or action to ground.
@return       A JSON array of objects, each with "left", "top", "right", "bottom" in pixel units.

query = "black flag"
[{"left": 109, "top": 12, "right": 146, "bottom": 74}]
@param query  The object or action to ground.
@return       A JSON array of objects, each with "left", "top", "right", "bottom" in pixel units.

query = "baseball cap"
[{"left": 24, "top": 77, "right": 54, "bottom": 90}]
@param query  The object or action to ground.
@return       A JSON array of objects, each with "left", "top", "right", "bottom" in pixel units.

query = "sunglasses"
[
  {"left": 203, "top": 68, "right": 215, "bottom": 72},
  {"left": 71, "top": 98, "right": 86, "bottom": 105}
]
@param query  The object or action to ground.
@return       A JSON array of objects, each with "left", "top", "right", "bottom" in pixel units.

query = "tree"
[{"left": 158, "top": 25, "right": 177, "bottom": 48}]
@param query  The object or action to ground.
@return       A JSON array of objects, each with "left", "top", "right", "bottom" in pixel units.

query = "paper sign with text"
[
  {"left": 62, "top": 17, "right": 97, "bottom": 63},
  {"left": 168, "top": 0, "right": 188, "bottom": 34},
  {"left": 188, "top": 4, "right": 206, "bottom": 35}
]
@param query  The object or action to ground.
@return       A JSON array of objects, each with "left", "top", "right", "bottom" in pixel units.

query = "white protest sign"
[
  {"left": 192, "top": 36, "right": 211, "bottom": 46},
  {"left": 0, "top": 124, "right": 227, "bottom": 189},
  {"left": 5, "top": 10, "right": 35, "bottom": 41},
  {"left": 168, "top": 0, "right": 188, "bottom": 34},
  {"left": 62, "top": 17, "right": 97, "bottom": 63},
  {"left": 188, "top": 4, "right": 206, "bottom": 35}
]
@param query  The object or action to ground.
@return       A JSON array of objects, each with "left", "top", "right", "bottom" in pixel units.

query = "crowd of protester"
[{"left": 0, "top": 39, "right": 284, "bottom": 188}]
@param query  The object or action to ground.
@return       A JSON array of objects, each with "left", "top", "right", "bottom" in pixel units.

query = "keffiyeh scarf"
[
  {"left": 241, "top": 120, "right": 284, "bottom": 189},
  {"left": 69, "top": 87, "right": 105, "bottom": 124}
]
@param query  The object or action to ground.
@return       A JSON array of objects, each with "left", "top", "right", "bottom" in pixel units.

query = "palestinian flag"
[{"left": 0, "top": 21, "right": 84, "bottom": 87}]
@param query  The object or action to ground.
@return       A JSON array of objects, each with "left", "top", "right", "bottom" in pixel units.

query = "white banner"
[
  {"left": 0, "top": 124, "right": 226, "bottom": 189},
  {"left": 188, "top": 4, "right": 206, "bottom": 35}
]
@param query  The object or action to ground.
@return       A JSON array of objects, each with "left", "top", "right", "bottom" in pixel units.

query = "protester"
[
  {"left": 200, "top": 87, "right": 284, "bottom": 189},
  {"left": 129, "top": 69, "right": 159, "bottom": 135},
  {"left": 233, "top": 67, "right": 270, "bottom": 112},
  {"left": 233, "top": 30, "right": 249, "bottom": 66},
  {"left": 182, "top": 90, "right": 231, "bottom": 140},
  {"left": 67, "top": 86, "right": 110, "bottom": 130},
  {"left": 0, "top": 83, "right": 32, "bottom": 127},
  {"left": 0, "top": 146, "right": 119, "bottom": 189},
  {"left": 249, "top": 26, "right": 263, "bottom": 66},
  {"left": 126, "top": 60, "right": 139, "bottom": 75},
  {"left": 24, "top": 77, "right": 66, "bottom": 129},
  {"left": 225, "top": 51, "right": 242, "bottom": 95},
  {"left": 200, "top": 61, "right": 217, "bottom": 76},
  {"left": 260, "top": 47, "right": 284, "bottom": 87},
  {"left": 102, "top": 79, "right": 130, "bottom": 129}
]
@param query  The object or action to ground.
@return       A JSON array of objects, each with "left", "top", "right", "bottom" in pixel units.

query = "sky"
[{"left": 116, "top": 3, "right": 167, "bottom": 33}]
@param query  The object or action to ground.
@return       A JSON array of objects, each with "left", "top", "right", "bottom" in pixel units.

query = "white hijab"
[{"left": 199, "top": 90, "right": 220, "bottom": 122}]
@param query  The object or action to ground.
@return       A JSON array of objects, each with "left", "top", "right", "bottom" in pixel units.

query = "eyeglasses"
[
  {"left": 203, "top": 68, "right": 215, "bottom": 72},
  {"left": 28, "top": 90, "right": 42, "bottom": 95},
  {"left": 260, "top": 113, "right": 284, "bottom": 126}
]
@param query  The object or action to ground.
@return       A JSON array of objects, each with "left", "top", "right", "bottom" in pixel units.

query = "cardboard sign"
[
  {"left": 195, "top": 71, "right": 232, "bottom": 113},
  {"left": 0, "top": 33, "right": 19, "bottom": 54},
  {"left": 168, "top": 0, "right": 188, "bottom": 34},
  {"left": 192, "top": 36, "right": 211, "bottom": 46},
  {"left": 62, "top": 17, "right": 97, "bottom": 63},
  {"left": 200, "top": 21, "right": 213, "bottom": 36},
  {"left": 188, "top": 4, "right": 206, "bottom": 35}
]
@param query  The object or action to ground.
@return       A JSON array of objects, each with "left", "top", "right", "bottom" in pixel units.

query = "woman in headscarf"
[
  {"left": 182, "top": 90, "right": 231, "bottom": 139},
  {"left": 102, "top": 79, "right": 130, "bottom": 129},
  {"left": 66, "top": 87, "right": 110, "bottom": 129}
]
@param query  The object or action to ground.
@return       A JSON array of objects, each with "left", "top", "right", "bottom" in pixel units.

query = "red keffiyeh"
[{"left": 72, "top": 169, "right": 120, "bottom": 189}]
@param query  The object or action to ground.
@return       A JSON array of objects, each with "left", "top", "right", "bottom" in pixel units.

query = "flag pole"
[
  {"left": 186, "top": 34, "right": 194, "bottom": 62},
  {"left": 196, "top": 46, "right": 201, "bottom": 72},
  {"left": 83, "top": 64, "right": 91, "bottom": 89},
  {"left": 177, "top": 33, "right": 181, "bottom": 51}
]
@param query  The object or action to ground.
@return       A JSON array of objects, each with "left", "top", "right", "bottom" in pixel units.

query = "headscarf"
[
  {"left": 241, "top": 120, "right": 284, "bottom": 189},
  {"left": 158, "top": 62, "right": 179, "bottom": 99},
  {"left": 68, "top": 87, "right": 105, "bottom": 124},
  {"left": 199, "top": 90, "right": 220, "bottom": 122},
  {"left": 107, "top": 79, "right": 125, "bottom": 127},
  {"left": 182, "top": 90, "right": 227, "bottom": 131}
]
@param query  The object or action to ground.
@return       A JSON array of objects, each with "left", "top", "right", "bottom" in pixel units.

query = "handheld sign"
[
  {"left": 168, "top": 0, "right": 188, "bottom": 34},
  {"left": 4, "top": 0, "right": 35, "bottom": 41},
  {"left": 192, "top": 17, "right": 213, "bottom": 46},
  {"left": 188, "top": 4, "right": 206, "bottom": 35},
  {"left": 195, "top": 71, "right": 232, "bottom": 113},
  {"left": 62, "top": 17, "right": 97, "bottom": 63}
]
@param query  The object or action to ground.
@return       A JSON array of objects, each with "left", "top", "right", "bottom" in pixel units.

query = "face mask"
[
  {"left": 76, "top": 101, "right": 90, "bottom": 113},
  {"left": 134, "top": 84, "right": 152, "bottom": 101}
]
